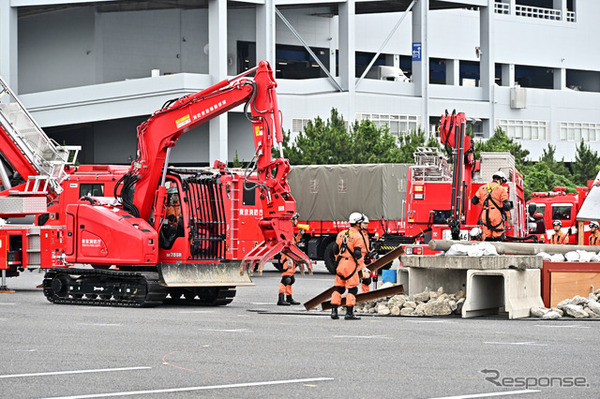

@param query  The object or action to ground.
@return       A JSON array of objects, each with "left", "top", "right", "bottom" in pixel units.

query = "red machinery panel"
[{"left": 65, "top": 204, "right": 158, "bottom": 266}]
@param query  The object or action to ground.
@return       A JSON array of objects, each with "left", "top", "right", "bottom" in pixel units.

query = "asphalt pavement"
[{"left": 1, "top": 262, "right": 599, "bottom": 399}]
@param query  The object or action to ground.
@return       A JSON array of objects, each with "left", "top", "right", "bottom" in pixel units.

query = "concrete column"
[
  {"left": 501, "top": 64, "right": 515, "bottom": 87},
  {"left": 256, "top": 0, "right": 275, "bottom": 67},
  {"left": 508, "top": 0, "right": 516, "bottom": 15},
  {"left": 480, "top": 5, "right": 494, "bottom": 99},
  {"left": 338, "top": 0, "right": 355, "bottom": 120},
  {"left": 553, "top": 0, "right": 566, "bottom": 20},
  {"left": 208, "top": 0, "right": 228, "bottom": 164},
  {"left": 445, "top": 59, "right": 459, "bottom": 85},
  {"left": 480, "top": 4, "right": 494, "bottom": 138},
  {"left": 412, "top": 0, "right": 429, "bottom": 133},
  {"left": 0, "top": 3, "right": 18, "bottom": 91},
  {"left": 553, "top": 67, "right": 566, "bottom": 90},
  {"left": 338, "top": 0, "right": 355, "bottom": 93}
]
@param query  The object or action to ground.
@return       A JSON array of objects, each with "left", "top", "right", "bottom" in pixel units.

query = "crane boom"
[{"left": 117, "top": 60, "right": 310, "bottom": 273}]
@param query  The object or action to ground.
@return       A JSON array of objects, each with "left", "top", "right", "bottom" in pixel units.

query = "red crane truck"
[{"left": 0, "top": 61, "right": 310, "bottom": 305}]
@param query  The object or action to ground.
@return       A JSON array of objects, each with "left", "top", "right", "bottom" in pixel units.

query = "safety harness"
[
  {"left": 335, "top": 228, "right": 369, "bottom": 281},
  {"left": 480, "top": 183, "right": 507, "bottom": 233}
]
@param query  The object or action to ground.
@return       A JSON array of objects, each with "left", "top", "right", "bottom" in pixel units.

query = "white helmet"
[
  {"left": 552, "top": 220, "right": 562, "bottom": 227},
  {"left": 590, "top": 221, "right": 599, "bottom": 229},
  {"left": 349, "top": 212, "right": 367, "bottom": 225},
  {"left": 469, "top": 227, "right": 482, "bottom": 238},
  {"left": 492, "top": 170, "right": 507, "bottom": 182}
]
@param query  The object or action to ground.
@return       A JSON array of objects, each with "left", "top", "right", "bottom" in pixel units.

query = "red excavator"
[{"left": 0, "top": 61, "right": 310, "bottom": 306}]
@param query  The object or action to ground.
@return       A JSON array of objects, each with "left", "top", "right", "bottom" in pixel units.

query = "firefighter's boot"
[
  {"left": 286, "top": 295, "right": 300, "bottom": 305},
  {"left": 277, "top": 293, "right": 290, "bottom": 306},
  {"left": 344, "top": 306, "right": 361, "bottom": 320},
  {"left": 331, "top": 305, "right": 339, "bottom": 320}
]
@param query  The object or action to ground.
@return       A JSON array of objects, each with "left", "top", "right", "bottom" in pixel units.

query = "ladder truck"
[{"left": 0, "top": 61, "right": 310, "bottom": 305}]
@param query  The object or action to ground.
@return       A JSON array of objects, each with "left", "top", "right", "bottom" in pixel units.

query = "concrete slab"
[{"left": 400, "top": 255, "right": 543, "bottom": 270}]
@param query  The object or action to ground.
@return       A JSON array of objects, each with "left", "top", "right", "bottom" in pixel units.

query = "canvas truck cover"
[{"left": 288, "top": 164, "right": 411, "bottom": 221}]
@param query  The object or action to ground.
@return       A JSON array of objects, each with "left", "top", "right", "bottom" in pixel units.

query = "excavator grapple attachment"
[
  {"left": 240, "top": 241, "right": 312, "bottom": 276},
  {"left": 158, "top": 262, "right": 254, "bottom": 287}
]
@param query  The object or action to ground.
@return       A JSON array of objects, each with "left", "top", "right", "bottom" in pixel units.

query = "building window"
[
  {"left": 515, "top": 65, "right": 553, "bottom": 89},
  {"left": 237, "top": 41, "right": 329, "bottom": 79},
  {"left": 559, "top": 122, "right": 600, "bottom": 142},
  {"left": 357, "top": 113, "right": 420, "bottom": 135},
  {"left": 291, "top": 118, "right": 311, "bottom": 134},
  {"left": 496, "top": 120, "right": 548, "bottom": 140}
]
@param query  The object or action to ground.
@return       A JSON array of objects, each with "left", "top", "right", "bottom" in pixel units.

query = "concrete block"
[
  {"left": 398, "top": 267, "right": 467, "bottom": 296},
  {"left": 462, "top": 269, "right": 543, "bottom": 319}
]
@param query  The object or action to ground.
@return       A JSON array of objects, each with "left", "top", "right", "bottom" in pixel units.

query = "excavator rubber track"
[{"left": 42, "top": 268, "right": 168, "bottom": 307}]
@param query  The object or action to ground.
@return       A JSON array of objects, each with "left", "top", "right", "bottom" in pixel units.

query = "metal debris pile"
[
  {"left": 531, "top": 289, "right": 600, "bottom": 319},
  {"left": 354, "top": 286, "right": 465, "bottom": 316}
]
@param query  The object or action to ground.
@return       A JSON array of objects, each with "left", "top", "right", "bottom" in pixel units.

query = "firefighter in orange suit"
[
  {"left": 471, "top": 171, "right": 512, "bottom": 241},
  {"left": 550, "top": 220, "right": 568, "bottom": 245},
  {"left": 330, "top": 212, "right": 370, "bottom": 320},
  {"left": 277, "top": 213, "right": 302, "bottom": 306},
  {"left": 589, "top": 221, "right": 600, "bottom": 246}
]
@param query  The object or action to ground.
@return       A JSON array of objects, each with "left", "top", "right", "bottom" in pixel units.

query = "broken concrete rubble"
[
  {"left": 530, "top": 288, "right": 600, "bottom": 319},
  {"left": 353, "top": 286, "right": 464, "bottom": 316}
]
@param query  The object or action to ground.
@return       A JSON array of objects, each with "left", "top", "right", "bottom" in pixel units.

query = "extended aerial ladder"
[
  {"left": 0, "top": 76, "right": 81, "bottom": 290},
  {"left": 0, "top": 76, "right": 80, "bottom": 207}
]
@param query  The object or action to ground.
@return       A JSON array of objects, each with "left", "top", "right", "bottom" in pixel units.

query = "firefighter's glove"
[
  {"left": 364, "top": 255, "right": 372, "bottom": 265},
  {"left": 471, "top": 196, "right": 480, "bottom": 205},
  {"left": 502, "top": 200, "right": 513, "bottom": 211},
  {"left": 353, "top": 247, "right": 363, "bottom": 260}
]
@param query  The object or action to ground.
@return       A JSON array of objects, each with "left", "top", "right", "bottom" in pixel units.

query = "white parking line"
[
  {"left": 0, "top": 366, "right": 151, "bottom": 379},
  {"left": 535, "top": 324, "right": 591, "bottom": 329},
  {"left": 333, "top": 335, "right": 390, "bottom": 339},
  {"left": 79, "top": 323, "right": 121, "bottom": 327},
  {"left": 42, "top": 377, "right": 335, "bottom": 399},
  {"left": 178, "top": 310, "right": 215, "bottom": 314},
  {"left": 406, "top": 320, "right": 456, "bottom": 323},
  {"left": 484, "top": 341, "right": 547, "bottom": 346},
  {"left": 428, "top": 389, "right": 540, "bottom": 398},
  {"left": 0, "top": 303, "right": 16, "bottom": 305},
  {"left": 198, "top": 328, "right": 250, "bottom": 333}
]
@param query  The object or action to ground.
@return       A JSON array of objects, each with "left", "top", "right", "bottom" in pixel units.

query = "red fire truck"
[
  {"left": 289, "top": 111, "right": 528, "bottom": 273},
  {"left": 526, "top": 186, "right": 592, "bottom": 244}
]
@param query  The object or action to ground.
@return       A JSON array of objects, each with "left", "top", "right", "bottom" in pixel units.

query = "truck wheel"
[{"left": 324, "top": 241, "right": 338, "bottom": 275}]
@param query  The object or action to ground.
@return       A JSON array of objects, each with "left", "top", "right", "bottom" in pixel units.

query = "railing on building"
[
  {"left": 494, "top": 2, "right": 509, "bottom": 15},
  {"left": 515, "top": 5, "right": 561, "bottom": 20},
  {"left": 494, "top": 2, "right": 575, "bottom": 23}
]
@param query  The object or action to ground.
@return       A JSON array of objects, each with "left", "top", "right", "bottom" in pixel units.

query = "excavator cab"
[{"left": 158, "top": 181, "right": 184, "bottom": 250}]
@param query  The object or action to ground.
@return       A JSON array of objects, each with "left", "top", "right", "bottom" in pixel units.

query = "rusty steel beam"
[
  {"left": 320, "top": 284, "right": 404, "bottom": 310},
  {"left": 303, "top": 244, "right": 405, "bottom": 311}
]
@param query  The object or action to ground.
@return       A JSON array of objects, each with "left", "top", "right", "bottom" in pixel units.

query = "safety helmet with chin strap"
[
  {"left": 349, "top": 212, "right": 368, "bottom": 225},
  {"left": 492, "top": 170, "right": 507, "bottom": 183}
]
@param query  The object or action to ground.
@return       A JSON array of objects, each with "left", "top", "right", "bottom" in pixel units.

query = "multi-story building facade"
[{"left": 0, "top": 0, "right": 597, "bottom": 165}]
